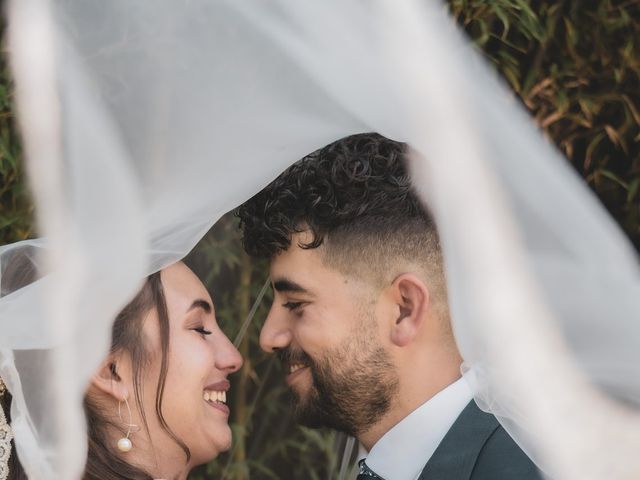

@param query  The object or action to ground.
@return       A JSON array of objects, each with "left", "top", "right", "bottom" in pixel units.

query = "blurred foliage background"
[{"left": 1, "top": 1, "right": 638, "bottom": 478}]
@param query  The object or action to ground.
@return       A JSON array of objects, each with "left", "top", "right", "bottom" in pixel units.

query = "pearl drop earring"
[{"left": 117, "top": 397, "right": 138, "bottom": 452}]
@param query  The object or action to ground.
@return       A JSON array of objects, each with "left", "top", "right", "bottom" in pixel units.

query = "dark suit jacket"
[{"left": 418, "top": 401, "right": 542, "bottom": 480}]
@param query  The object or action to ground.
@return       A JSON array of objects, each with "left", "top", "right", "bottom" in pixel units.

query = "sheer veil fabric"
[{"left": 1, "top": 0, "right": 639, "bottom": 478}]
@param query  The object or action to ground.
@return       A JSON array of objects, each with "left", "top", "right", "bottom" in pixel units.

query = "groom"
[{"left": 238, "top": 133, "right": 542, "bottom": 480}]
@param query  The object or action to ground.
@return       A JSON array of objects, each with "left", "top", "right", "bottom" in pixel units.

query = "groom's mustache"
[{"left": 277, "top": 347, "right": 313, "bottom": 370}]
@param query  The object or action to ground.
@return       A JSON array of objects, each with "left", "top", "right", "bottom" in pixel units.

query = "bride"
[{"left": 1, "top": 262, "right": 241, "bottom": 480}]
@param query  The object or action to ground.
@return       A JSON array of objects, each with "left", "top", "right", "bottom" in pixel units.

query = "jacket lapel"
[{"left": 417, "top": 400, "right": 499, "bottom": 480}]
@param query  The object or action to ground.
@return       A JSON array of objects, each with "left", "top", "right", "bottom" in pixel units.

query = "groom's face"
[{"left": 260, "top": 232, "right": 399, "bottom": 436}]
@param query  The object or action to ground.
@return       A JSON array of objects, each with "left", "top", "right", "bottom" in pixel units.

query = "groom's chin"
[
  {"left": 290, "top": 390, "right": 325, "bottom": 428},
  {"left": 294, "top": 405, "right": 329, "bottom": 430},
  {"left": 290, "top": 391, "right": 356, "bottom": 435}
]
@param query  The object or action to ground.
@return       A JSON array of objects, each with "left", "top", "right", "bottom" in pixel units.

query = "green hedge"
[
  {"left": 0, "top": 22, "right": 32, "bottom": 243},
  {"left": 451, "top": 0, "right": 639, "bottom": 248}
]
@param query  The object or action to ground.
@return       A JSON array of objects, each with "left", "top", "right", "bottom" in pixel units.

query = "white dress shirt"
[{"left": 363, "top": 377, "right": 473, "bottom": 480}]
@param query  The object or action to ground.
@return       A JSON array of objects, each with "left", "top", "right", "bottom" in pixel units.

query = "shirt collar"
[{"left": 364, "top": 376, "right": 473, "bottom": 480}]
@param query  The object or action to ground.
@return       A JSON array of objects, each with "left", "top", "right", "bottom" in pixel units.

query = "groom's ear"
[
  {"left": 90, "top": 353, "right": 130, "bottom": 402},
  {"left": 387, "top": 273, "right": 429, "bottom": 347}
]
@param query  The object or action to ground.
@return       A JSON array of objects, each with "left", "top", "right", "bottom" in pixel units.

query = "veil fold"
[{"left": 1, "top": 1, "right": 639, "bottom": 478}]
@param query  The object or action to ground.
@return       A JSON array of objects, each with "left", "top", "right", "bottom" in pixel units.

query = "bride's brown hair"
[
  {"left": 83, "top": 272, "right": 190, "bottom": 480},
  {"left": 1, "top": 262, "right": 189, "bottom": 480}
]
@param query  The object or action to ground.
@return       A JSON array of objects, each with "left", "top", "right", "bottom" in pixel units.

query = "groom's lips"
[{"left": 286, "top": 363, "right": 309, "bottom": 385}]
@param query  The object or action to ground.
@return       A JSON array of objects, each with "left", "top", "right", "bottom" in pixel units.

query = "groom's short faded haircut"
[{"left": 237, "top": 132, "right": 446, "bottom": 304}]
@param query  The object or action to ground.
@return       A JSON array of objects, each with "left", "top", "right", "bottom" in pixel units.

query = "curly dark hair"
[{"left": 237, "top": 133, "right": 445, "bottom": 297}]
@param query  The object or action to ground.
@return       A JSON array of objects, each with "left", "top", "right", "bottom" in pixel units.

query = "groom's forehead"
[
  {"left": 269, "top": 247, "right": 349, "bottom": 296},
  {"left": 270, "top": 234, "right": 324, "bottom": 272}
]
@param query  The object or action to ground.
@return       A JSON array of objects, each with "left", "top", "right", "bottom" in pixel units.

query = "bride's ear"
[{"left": 90, "top": 354, "right": 130, "bottom": 402}]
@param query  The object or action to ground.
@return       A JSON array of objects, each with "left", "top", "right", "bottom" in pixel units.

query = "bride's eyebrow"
[{"left": 186, "top": 299, "right": 212, "bottom": 314}]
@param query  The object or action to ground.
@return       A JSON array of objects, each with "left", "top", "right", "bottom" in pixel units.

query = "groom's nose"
[{"left": 259, "top": 302, "right": 293, "bottom": 353}]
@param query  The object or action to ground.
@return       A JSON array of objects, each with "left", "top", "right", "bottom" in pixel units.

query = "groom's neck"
[{"left": 358, "top": 348, "right": 463, "bottom": 451}]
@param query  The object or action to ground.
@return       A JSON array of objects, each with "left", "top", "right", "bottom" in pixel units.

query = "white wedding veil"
[{"left": 1, "top": 0, "right": 639, "bottom": 479}]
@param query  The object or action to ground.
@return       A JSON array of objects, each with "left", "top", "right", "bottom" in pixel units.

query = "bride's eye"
[{"left": 192, "top": 326, "right": 212, "bottom": 338}]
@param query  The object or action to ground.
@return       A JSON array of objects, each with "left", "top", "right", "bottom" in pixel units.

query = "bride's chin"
[
  {"left": 210, "top": 429, "right": 233, "bottom": 456},
  {"left": 194, "top": 444, "right": 225, "bottom": 466},
  {"left": 220, "top": 430, "right": 233, "bottom": 451}
]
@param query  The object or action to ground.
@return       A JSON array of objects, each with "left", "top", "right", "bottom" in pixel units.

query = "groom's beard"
[{"left": 279, "top": 337, "right": 399, "bottom": 436}]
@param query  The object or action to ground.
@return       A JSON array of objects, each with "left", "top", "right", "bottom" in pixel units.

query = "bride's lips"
[
  {"left": 208, "top": 401, "right": 230, "bottom": 415},
  {"left": 206, "top": 380, "right": 230, "bottom": 392}
]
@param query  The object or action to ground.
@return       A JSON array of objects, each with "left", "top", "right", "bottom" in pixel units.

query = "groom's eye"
[{"left": 283, "top": 301, "right": 304, "bottom": 311}]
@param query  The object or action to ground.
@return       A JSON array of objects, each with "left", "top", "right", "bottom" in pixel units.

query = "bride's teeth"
[{"left": 204, "top": 389, "right": 228, "bottom": 404}]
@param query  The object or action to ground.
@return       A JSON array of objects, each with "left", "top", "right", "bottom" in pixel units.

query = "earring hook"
[{"left": 116, "top": 397, "right": 139, "bottom": 452}]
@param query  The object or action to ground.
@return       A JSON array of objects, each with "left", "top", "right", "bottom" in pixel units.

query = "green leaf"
[
  {"left": 627, "top": 178, "right": 640, "bottom": 204},
  {"left": 599, "top": 169, "right": 628, "bottom": 190}
]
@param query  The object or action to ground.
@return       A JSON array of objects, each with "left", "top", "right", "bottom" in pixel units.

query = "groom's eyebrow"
[{"left": 272, "top": 278, "right": 309, "bottom": 294}]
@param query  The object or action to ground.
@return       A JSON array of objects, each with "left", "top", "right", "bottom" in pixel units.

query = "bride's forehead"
[{"left": 161, "top": 263, "right": 211, "bottom": 302}]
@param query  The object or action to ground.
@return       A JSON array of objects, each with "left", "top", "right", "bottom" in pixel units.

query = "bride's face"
[{"left": 139, "top": 263, "right": 242, "bottom": 467}]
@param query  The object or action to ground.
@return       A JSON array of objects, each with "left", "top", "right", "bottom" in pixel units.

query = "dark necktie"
[{"left": 357, "top": 459, "right": 384, "bottom": 480}]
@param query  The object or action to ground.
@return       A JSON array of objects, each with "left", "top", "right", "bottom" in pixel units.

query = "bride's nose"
[{"left": 214, "top": 334, "right": 243, "bottom": 373}]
